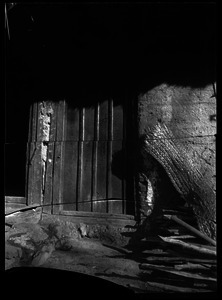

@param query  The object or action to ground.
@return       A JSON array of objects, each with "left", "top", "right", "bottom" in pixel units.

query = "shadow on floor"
[{"left": 5, "top": 267, "right": 135, "bottom": 298}]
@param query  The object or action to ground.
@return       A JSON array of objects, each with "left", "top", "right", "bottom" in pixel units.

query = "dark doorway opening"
[{"left": 4, "top": 78, "right": 29, "bottom": 196}]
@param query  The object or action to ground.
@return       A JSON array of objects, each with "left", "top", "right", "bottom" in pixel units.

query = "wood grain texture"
[
  {"left": 26, "top": 98, "right": 135, "bottom": 216},
  {"left": 52, "top": 142, "right": 63, "bottom": 214},
  {"left": 99, "top": 100, "right": 109, "bottom": 141},
  {"left": 62, "top": 141, "right": 78, "bottom": 211},
  {"left": 28, "top": 142, "right": 43, "bottom": 205},
  {"left": 43, "top": 142, "right": 55, "bottom": 213},
  {"left": 78, "top": 141, "right": 93, "bottom": 212}
]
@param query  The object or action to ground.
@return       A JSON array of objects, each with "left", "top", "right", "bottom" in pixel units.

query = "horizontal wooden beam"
[
  {"left": 5, "top": 196, "right": 26, "bottom": 204},
  {"left": 56, "top": 209, "right": 135, "bottom": 220}
]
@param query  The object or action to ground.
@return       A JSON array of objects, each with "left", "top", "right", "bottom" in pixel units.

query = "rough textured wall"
[{"left": 137, "top": 83, "right": 216, "bottom": 220}]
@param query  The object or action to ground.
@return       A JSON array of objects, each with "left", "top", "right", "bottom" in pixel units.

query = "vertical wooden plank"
[
  {"left": 36, "top": 102, "right": 43, "bottom": 142},
  {"left": 79, "top": 107, "right": 85, "bottom": 141},
  {"left": 30, "top": 142, "right": 43, "bottom": 205},
  {"left": 65, "top": 105, "right": 79, "bottom": 141},
  {"left": 94, "top": 102, "right": 100, "bottom": 141},
  {"left": 43, "top": 142, "right": 55, "bottom": 213},
  {"left": 52, "top": 142, "right": 63, "bottom": 214},
  {"left": 77, "top": 108, "right": 84, "bottom": 209},
  {"left": 57, "top": 101, "right": 66, "bottom": 141},
  {"left": 27, "top": 102, "right": 39, "bottom": 205},
  {"left": 93, "top": 141, "right": 107, "bottom": 212},
  {"left": 113, "top": 102, "right": 124, "bottom": 214},
  {"left": 28, "top": 104, "right": 33, "bottom": 143},
  {"left": 43, "top": 102, "right": 57, "bottom": 213},
  {"left": 130, "top": 96, "right": 137, "bottom": 217},
  {"left": 107, "top": 99, "right": 113, "bottom": 213},
  {"left": 28, "top": 103, "right": 43, "bottom": 205},
  {"left": 62, "top": 141, "right": 78, "bottom": 211},
  {"left": 27, "top": 142, "right": 35, "bottom": 205},
  {"left": 26, "top": 104, "right": 33, "bottom": 202},
  {"left": 109, "top": 140, "right": 123, "bottom": 214},
  {"left": 78, "top": 141, "right": 93, "bottom": 212},
  {"left": 49, "top": 102, "right": 57, "bottom": 142},
  {"left": 122, "top": 141, "right": 127, "bottom": 214},
  {"left": 84, "top": 106, "right": 95, "bottom": 141},
  {"left": 53, "top": 101, "right": 66, "bottom": 214},
  {"left": 125, "top": 96, "right": 136, "bottom": 216},
  {"left": 122, "top": 95, "right": 127, "bottom": 214},
  {"left": 31, "top": 102, "right": 38, "bottom": 142},
  {"left": 25, "top": 142, "right": 30, "bottom": 205},
  {"left": 92, "top": 103, "right": 99, "bottom": 211},
  {"left": 113, "top": 104, "right": 124, "bottom": 140},
  {"left": 99, "top": 100, "right": 109, "bottom": 140},
  {"left": 92, "top": 141, "right": 98, "bottom": 206},
  {"left": 106, "top": 100, "right": 124, "bottom": 214},
  {"left": 77, "top": 141, "right": 83, "bottom": 210}
]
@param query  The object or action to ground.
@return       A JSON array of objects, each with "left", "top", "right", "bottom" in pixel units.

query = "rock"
[
  {"left": 78, "top": 223, "right": 88, "bottom": 237},
  {"left": 5, "top": 259, "right": 16, "bottom": 270},
  {"left": 44, "top": 221, "right": 81, "bottom": 240},
  {"left": 55, "top": 237, "right": 73, "bottom": 251},
  {"left": 5, "top": 225, "right": 12, "bottom": 232},
  {"left": 31, "top": 243, "right": 55, "bottom": 267},
  {"left": 5, "top": 243, "right": 22, "bottom": 270},
  {"left": 8, "top": 233, "right": 36, "bottom": 251},
  {"left": 5, "top": 222, "right": 53, "bottom": 268},
  {"left": 12, "top": 223, "right": 49, "bottom": 243},
  {"left": 5, "top": 243, "right": 22, "bottom": 259}
]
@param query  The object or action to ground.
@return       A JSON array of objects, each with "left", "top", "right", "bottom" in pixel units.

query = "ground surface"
[
  {"left": 5, "top": 215, "right": 156, "bottom": 293},
  {"left": 5, "top": 208, "right": 217, "bottom": 296},
  {"left": 38, "top": 238, "right": 152, "bottom": 292}
]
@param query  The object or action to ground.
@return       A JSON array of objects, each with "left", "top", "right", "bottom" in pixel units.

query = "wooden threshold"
[
  {"left": 5, "top": 196, "right": 27, "bottom": 204},
  {"left": 42, "top": 212, "right": 137, "bottom": 227},
  {"left": 56, "top": 210, "right": 135, "bottom": 220}
]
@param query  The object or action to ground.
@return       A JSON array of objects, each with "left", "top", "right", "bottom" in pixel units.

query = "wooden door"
[{"left": 26, "top": 98, "right": 136, "bottom": 216}]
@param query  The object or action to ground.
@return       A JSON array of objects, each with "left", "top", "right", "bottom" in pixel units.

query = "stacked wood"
[
  {"left": 159, "top": 236, "right": 216, "bottom": 256},
  {"left": 137, "top": 206, "right": 217, "bottom": 293},
  {"left": 163, "top": 215, "right": 216, "bottom": 246}
]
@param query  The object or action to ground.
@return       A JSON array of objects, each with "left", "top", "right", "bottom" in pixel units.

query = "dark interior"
[{"left": 4, "top": 3, "right": 216, "bottom": 196}]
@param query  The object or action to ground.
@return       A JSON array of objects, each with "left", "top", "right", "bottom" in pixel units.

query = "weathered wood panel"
[
  {"left": 113, "top": 104, "right": 123, "bottom": 140},
  {"left": 30, "top": 102, "right": 38, "bottom": 142},
  {"left": 62, "top": 141, "right": 78, "bottom": 211},
  {"left": 92, "top": 141, "right": 98, "bottom": 202},
  {"left": 43, "top": 142, "right": 55, "bottom": 213},
  {"left": 26, "top": 98, "right": 135, "bottom": 216},
  {"left": 43, "top": 102, "right": 57, "bottom": 213},
  {"left": 93, "top": 141, "right": 107, "bottom": 213},
  {"left": 36, "top": 102, "right": 44, "bottom": 142},
  {"left": 99, "top": 100, "right": 109, "bottom": 141},
  {"left": 78, "top": 141, "right": 93, "bottom": 211},
  {"left": 57, "top": 101, "right": 66, "bottom": 141},
  {"left": 5, "top": 196, "right": 27, "bottom": 204},
  {"left": 27, "top": 142, "right": 42, "bottom": 205},
  {"left": 52, "top": 142, "right": 63, "bottom": 214},
  {"left": 65, "top": 107, "right": 79, "bottom": 141},
  {"left": 52, "top": 101, "right": 66, "bottom": 214},
  {"left": 108, "top": 140, "right": 124, "bottom": 214},
  {"left": 84, "top": 107, "right": 95, "bottom": 141}
]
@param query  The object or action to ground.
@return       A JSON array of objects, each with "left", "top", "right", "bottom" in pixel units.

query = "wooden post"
[{"left": 164, "top": 215, "right": 216, "bottom": 246}]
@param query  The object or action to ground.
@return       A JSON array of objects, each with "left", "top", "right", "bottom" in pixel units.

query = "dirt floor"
[
  {"left": 5, "top": 208, "right": 217, "bottom": 298},
  {"left": 36, "top": 238, "right": 152, "bottom": 292},
  {"left": 5, "top": 214, "right": 155, "bottom": 294}
]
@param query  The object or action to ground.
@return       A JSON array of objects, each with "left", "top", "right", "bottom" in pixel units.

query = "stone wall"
[{"left": 137, "top": 83, "right": 216, "bottom": 219}]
